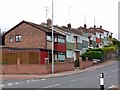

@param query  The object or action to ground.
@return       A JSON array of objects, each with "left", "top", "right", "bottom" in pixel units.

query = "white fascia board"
[{"left": 53, "top": 28, "right": 65, "bottom": 35}]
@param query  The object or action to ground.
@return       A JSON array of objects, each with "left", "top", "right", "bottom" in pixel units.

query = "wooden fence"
[{"left": 2, "top": 52, "right": 39, "bottom": 64}]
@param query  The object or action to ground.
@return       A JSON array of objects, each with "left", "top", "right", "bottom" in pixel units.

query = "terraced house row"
[{"left": 2, "top": 19, "right": 113, "bottom": 64}]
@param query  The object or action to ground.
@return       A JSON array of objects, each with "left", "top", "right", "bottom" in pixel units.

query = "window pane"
[
  {"left": 58, "top": 38, "right": 65, "bottom": 43},
  {"left": 15, "top": 35, "right": 21, "bottom": 42},
  {"left": 66, "top": 35, "right": 73, "bottom": 42},
  {"left": 54, "top": 37, "right": 57, "bottom": 42},
  {"left": 47, "top": 36, "right": 52, "bottom": 41},
  {"left": 10, "top": 35, "right": 13, "bottom": 42},
  {"left": 15, "top": 36, "right": 18, "bottom": 41},
  {"left": 67, "top": 50, "right": 73, "bottom": 58},
  {"left": 19, "top": 35, "right": 21, "bottom": 41},
  {"left": 58, "top": 55, "right": 65, "bottom": 61},
  {"left": 58, "top": 52, "right": 65, "bottom": 61}
]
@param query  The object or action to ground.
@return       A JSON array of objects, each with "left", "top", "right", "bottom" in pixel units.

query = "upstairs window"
[
  {"left": 47, "top": 35, "right": 52, "bottom": 41},
  {"left": 10, "top": 35, "right": 13, "bottom": 43},
  {"left": 15, "top": 35, "right": 21, "bottom": 42},
  {"left": 58, "top": 38, "right": 65, "bottom": 43},
  {"left": 58, "top": 36, "right": 65, "bottom": 43}
]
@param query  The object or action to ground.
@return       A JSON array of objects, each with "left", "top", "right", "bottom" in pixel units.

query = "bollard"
[{"left": 100, "top": 73, "right": 104, "bottom": 90}]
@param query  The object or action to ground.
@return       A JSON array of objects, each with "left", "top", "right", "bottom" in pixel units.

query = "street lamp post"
[{"left": 51, "top": 0, "right": 54, "bottom": 74}]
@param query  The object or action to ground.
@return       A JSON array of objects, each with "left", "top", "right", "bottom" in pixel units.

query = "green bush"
[
  {"left": 80, "top": 52, "right": 92, "bottom": 61},
  {"left": 88, "top": 51, "right": 102, "bottom": 59},
  {"left": 86, "top": 46, "right": 117, "bottom": 61},
  {"left": 81, "top": 51, "right": 103, "bottom": 61},
  {"left": 86, "top": 48, "right": 104, "bottom": 54},
  {"left": 101, "top": 47, "right": 116, "bottom": 53}
]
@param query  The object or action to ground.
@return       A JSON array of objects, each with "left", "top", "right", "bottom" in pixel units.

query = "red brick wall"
[
  {"left": 5, "top": 22, "right": 46, "bottom": 48},
  {"left": 2, "top": 64, "right": 49, "bottom": 74},
  {"left": 2, "top": 62, "right": 74, "bottom": 74},
  {"left": 79, "top": 57, "right": 93, "bottom": 69},
  {"left": 54, "top": 63, "right": 74, "bottom": 73}
]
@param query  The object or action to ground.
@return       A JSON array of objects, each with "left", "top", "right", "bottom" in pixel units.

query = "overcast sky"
[{"left": 0, "top": 0, "right": 119, "bottom": 39}]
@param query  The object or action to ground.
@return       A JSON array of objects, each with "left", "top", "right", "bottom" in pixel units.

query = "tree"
[{"left": 112, "top": 38, "right": 120, "bottom": 47}]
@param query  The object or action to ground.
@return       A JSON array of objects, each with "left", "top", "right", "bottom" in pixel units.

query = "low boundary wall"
[
  {"left": 2, "top": 59, "right": 74, "bottom": 74},
  {"left": 79, "top": 57, "right": 93, "bottom": 69}
]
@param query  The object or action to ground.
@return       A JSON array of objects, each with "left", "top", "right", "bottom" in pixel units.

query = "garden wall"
[
  {"left": 1, "top": 58, "right": 74, "bottom": 74},
  {"left": 79, "top": 57, "right": 93, "bottom": 69}
]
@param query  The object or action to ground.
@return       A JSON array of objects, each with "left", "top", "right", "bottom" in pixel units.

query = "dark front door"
[{"left": 49, "top": 52, "right": 52, "bottom": 63}]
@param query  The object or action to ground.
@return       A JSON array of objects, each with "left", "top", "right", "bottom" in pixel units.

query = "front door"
[
  {"left": 49, "top": 52, "right": 52, "bottom": 63},
  {"left": 74, "top": 51, "right": 80, "bottom": 67}
]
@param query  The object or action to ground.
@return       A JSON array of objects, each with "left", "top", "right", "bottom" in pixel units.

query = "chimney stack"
[
  {"left": 47, "top": 18, "right": 52, "bottom": 28},
  {"left": 94, "top": 25, "right": 96, "bottom": 29},
  {"left": 100, "top": 25, "right": 102, "bottom": 29},
  {"left": 67, "top": 23, "right": 71, "bottom": 28},
  {"left": 84, "top": 24, "right": 87, "bottom": 29}
]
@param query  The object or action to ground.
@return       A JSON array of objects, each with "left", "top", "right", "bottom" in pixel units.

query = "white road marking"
[
  {"left": 0, "top": 84, "right": 5, "bottom": 87},
  {"left": 7, "top": 83, "right": 13, "bottom": 86},
  {"left": 26, "top": 80, "right": 30, "bottom": 83},
  {"left": 14, "top": 82, "right": 19, "bottom": 85},
  {"left": 112, "top": 69, "right": 120, "bottom": 72},
  {"left": 108, "top": 85, "right": 115, "bottom": 88},
  {"left": 31, "top": 79, "right": 36, "bottom": 82},
  {"left": 43, "top": 83, "right": 60, "bottom": 88},
  {"left": 41, "top": 79, "right": 46, "bottom": 81}
]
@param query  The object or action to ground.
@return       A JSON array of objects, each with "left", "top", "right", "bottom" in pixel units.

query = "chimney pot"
[
  {"left": 94, "top": 25, "right": 96, "bottom": 29},
  {"left": 47, "top": 18, "right": 52, "bottom": 28},
  {"left": 84, "top": 24, "right": 87, "bottom": 29},
  {"left": 67, "top": 23, "right": 71, "bottom": 28},
  {"left": 100, "top": 25, "right": 102, "bottom": 29}
]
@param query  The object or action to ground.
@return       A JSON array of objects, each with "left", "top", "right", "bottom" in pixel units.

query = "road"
[{"left": 1, "top": 61, "right": 120, "bottom": 89}]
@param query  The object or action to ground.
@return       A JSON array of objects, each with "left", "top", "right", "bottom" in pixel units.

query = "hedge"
[
  {"left": 87, "top": 46, "right": 116, "bottom": 54},
  {"left": 86, "top": 46, "right": 117, "bottom": 61},
  {"left": 86, "top": 48, "right": 104, "bottom": 54},
  {"left": 81, "top": 51, "right": 103, "bottom": 61}
]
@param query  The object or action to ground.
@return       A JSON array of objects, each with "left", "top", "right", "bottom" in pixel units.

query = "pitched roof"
[
  {"left": 86, "top": 28, "right": 96, "bottom": 35},
  {"left": 55, "top": 26, "right": 82, "bottom": 35},
  {"left": 95, "top": 28, "right": 104, "bottom": 33},
  {"left": 3, "top": 20, "right": 63, "bottom": 36}
]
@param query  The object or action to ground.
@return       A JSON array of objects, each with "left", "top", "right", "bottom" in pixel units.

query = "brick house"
[{"left": 2, "top": 20, "right": 66, "bottom": 64}]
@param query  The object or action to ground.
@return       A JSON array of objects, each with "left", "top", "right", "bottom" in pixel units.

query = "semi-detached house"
[{"left": 2, "top": 20, "right": 66, "bottom": 64}]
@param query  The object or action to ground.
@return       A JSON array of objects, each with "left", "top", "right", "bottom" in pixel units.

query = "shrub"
[
  {"left": 81, "top": 50, "right": 103, "bottom": 61},
  {"left": 89, "top": 51, "right": 103, "bottom": 59},
  {"left": 86, "top": 48, "right": 104, "bottom": 54},
  {"left": 80, "top": 52, "right": 92, "bottom": 61},
  {"left": 86, "top": 46, "right": 117, "bottom": 61},
  {"left": 101, "top": 46, "right": 116, "bottom": 53}
]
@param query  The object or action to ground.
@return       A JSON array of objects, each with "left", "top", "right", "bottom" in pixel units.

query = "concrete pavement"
[{"left": 1, "top": 60, "right": 117, "bottom": 80}]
